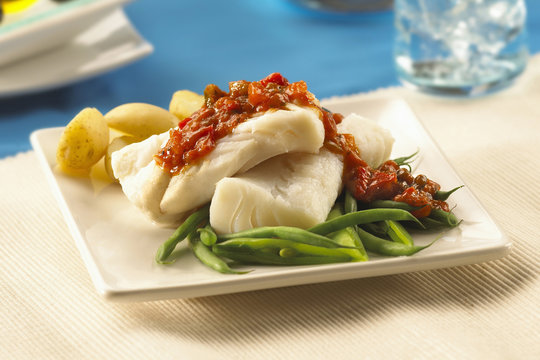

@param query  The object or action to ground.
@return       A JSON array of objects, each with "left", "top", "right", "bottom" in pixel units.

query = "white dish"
[
  {"left": 30, "top": 97, "right": 510, "bottom": 302},
  {"left": 0, "top": 0, "right": 132, "bottom": 67},
  {"left": 0, "top": 8, "right": 152, "bottom": 98}
]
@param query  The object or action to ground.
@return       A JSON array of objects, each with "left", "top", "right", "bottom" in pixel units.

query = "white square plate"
[{"left": 30, "top": 97, "right": 510, "bottom": 302}]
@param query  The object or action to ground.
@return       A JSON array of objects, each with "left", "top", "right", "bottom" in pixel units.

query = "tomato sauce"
[
  {"left": 345, "top": 160, "right": 449, "bottom": 217},
  {"left": 154, "top": 72, "right": 449, "bottom": 217},
  {"left": 154, "top": 72, "right": 346, "bottom": 175}
]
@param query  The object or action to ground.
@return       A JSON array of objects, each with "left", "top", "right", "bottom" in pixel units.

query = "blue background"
[{"left": 1, "top": 0, "right": 538, "bottom": 158}]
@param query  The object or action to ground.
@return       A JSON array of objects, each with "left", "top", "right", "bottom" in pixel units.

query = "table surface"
[{"left": 1, "top": 0, "right": 539, "bottom": 159}]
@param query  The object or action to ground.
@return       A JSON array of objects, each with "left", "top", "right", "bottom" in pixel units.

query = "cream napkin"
[{"left": 2, "top": 55, "right": 540, "bottom": 360}]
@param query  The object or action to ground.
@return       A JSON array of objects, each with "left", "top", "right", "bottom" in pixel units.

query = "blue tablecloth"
[{"left": 1, "top": 0, "right": 539, "bottom": 158}]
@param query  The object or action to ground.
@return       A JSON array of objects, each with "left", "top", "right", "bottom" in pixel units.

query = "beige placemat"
[{"left": 2, "top": 56, "right": 540, "bottom": 360}]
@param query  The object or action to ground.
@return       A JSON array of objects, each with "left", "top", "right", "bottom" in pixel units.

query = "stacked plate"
[{"left": 0, "top": 0, "right": 153, "bottom": 97}]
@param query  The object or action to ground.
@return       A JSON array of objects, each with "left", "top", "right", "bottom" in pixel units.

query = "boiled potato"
[
  {"left": 56, "top": 108, "right": 109, "bottom": 172},
  {"left": 169, "top": 90, "right": 204, "bottom": 120},
  {"left": 104, "top": 135, "right": 140, "bottom": 181},
  {"left": 105, "top": 103, "right": 178, "bottom": 139}
]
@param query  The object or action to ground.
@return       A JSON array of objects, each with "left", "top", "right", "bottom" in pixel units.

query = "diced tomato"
[{"left": 260, "top": 72, "right": 288, "bottom": 87}]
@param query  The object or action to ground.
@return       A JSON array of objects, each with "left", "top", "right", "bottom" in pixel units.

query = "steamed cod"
[
  {"left": 209, "top": 114, "right": 394, "bottom": 233},
  {"left": 111, "top": 104, "right": 325, "bottom": 225}
]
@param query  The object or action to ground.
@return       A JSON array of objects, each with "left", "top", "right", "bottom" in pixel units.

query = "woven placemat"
[{"left": 2, "top": 55, "right": 540, "bottom": 360}]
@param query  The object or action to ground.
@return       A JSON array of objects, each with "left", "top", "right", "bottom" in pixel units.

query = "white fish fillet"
[
  {"left": 209, "top": 113, "right": 394, "bottom": 234},
  {"left": 337, "top": 113, "right": 394, "bottom": 169},
  {"left": 111, "top": 104, "right": 325, "bottom": 225},
  {"left": 210, "top": 150, "right": 343, "bottom": 233}
]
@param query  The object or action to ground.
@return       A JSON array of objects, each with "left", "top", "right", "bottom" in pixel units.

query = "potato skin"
[
  {"left": 56, "top": 108, "right": 109, "bottom": 172},
  {"left": 169, "top": 90, "right": 204, "bottom": 120},
  {"left": 105, "top": 103, "right": 178, "bottom": 138}
]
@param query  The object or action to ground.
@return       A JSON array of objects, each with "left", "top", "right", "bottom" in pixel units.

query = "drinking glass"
[{"left": 394, "top": 0, "right": 528, "bottom": 95}]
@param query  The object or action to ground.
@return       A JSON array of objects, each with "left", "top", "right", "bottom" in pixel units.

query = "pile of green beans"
[{"left": 154, "top": 188, "right": 462, "bottom": 274}]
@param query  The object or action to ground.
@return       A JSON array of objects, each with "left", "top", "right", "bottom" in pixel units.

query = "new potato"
[
  {"left": 169, "top": 90, "right": 204, "bottom": 120},
  {"left": 57, "top": 93, "right": 203, "bottom": 177},
  {"left": 56, "top": 108, "right": 109, "bottom": 172},
  {"left": 105, "top": 103, "right": 179, "bottom": 139}
]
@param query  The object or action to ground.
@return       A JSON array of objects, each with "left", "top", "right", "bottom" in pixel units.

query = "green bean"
[
  {"left": 326, "top": 225, "right": 367, "bottom": 260},
  {"left": 429, "top": 209, "right": 460, "bottom": 227},
  {"left": 279, "top": 248, "right": 297, "bottom": 258},
  {"left": 308, "top": 208, "right": 423, "bottom": 235},
  {"left": 369, "top": 200, "right": 419, "bottom": 212},
  {"left": 189, "top": 232, "right": 248, "bottom": 274},
  {"left": 420, "top": 217, "right": 448, "bottom": 229},
  {"left": 392, "top": 149, "right": 419, "bottom": 171},
  {"left": 215, "top": 238, "right": 355, "bottom": 259},
  {"left": 403, "top": 215, "right": 456, "bottom": 230},
  {"left": 197, "top": 224, "right": 217, "bottom": 246},
  {"left": 370, "top": 199, "right": 460, "bottom": 229},
  {"left": 327, "top": 205, "right": 368, "bottom": 262},
  {"left": 217, "top": 226, "right": 358, "bottom": 249},
  {"left": 434, "top": 186, "right": 464, "bottom": 201},
  {"left": 356, "top": 226, "right": 428, "bottom": 256},
  {"left": 385, "top": 220, "right": 414, "bottom": 246},
  {"left": 344, "top": 190, "right": 358, "bottom": 214},
  {"left": 362, "top": 222, "right": 389, "bottom": 237},
  {"left": 155, "top": 204, "right": 210, "bottom": 264},
  {"left": 362, "top": 220, "right": 413, "bottom": 245},
  {"left": 212, "top": 246, "right": 350, "bottom": 266},
  {"left": 344, "top": 190, "right": 361, "bottom": 234},
  {"left": 392, "top": 149, "right": 419, "bottom": 165}
]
